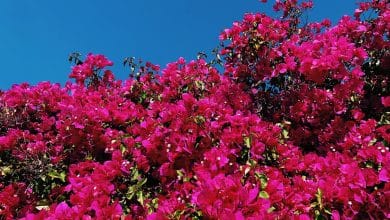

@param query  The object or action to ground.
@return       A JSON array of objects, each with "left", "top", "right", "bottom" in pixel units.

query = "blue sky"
[{"left": 0, "top": 0, "right": 357, "bottom": 89}]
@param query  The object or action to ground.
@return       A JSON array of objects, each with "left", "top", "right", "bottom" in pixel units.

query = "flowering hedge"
[{"left": 0, "top": 0, "right": 389, "bottom": 219}]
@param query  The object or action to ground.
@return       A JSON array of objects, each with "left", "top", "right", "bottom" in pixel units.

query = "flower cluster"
[{"left": 0, "top": 0, "right": 389, "bottom": 219}]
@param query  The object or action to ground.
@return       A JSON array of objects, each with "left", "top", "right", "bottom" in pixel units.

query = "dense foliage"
[{"left": 0, "top": 0, "right": 389, "bottom": 219}]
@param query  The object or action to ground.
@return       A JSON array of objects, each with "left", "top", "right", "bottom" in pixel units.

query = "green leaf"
[
  {"left": 147, "top": 198, "right": 159, "bottom": 214},
  {"left": 247, "top": 158, "right": 257, "bottom": 167},
  {"left": 315, "top": 188, "right": 323, "bottom": 210},
  {"left": 40, "top": 175, "right": 47, "bottom": 182},
  {"left": 255, "top": 172, "right": 268, "bottom": 189},
  {"left": 310, "top": 202, "right": 318, "bottom": 208},
  {"left": 131, "top": 167, "right": 140, "bottom": 181},
  {"left": 244, "top": 136, "right": 251, "bottom": 148},
  {"left": 259, "top": 191, "right": 269, "bottom": 199},
  {"left": 282, "top": 129, "right": 289, "bottom": 139},
  {"left": 195, "top": 80, "right": 205, "bottom": 90},
  {"left": 172, "top": 209, "right": 185, "bottom": 219},
  {"left": 324, "top": 208, "right": 332, "bottom": 215},
  {"left": 120, "top": 144, "right": 127, "bottom": 154},
  {"left": 138, "top": 178, "right": 147, "bottom": 187},
  {"left": 48, "top": 170, "right": 66, "bottom": 183},
  {"left": 194, "top": 115, "right": 206, "bottom": 124},
  {"left": 136, "top": 191, "right": 144, "bottom": 205},
  {"left": 126, "top": 186, "right": 136, "bottom": 200},
  {"left": 85, "top": 153, "right": 93, "bottom": 160},
  {"left": 267, "top": 206, "right": 276, "bottom": 213},
  {"left": 59, "top": 171, "right": 66, "bottom": 182},
  {"left": 177, "top": 170, "right": 186, "bottom": 181},
  {"left": 1, "top": 166, "right": 12, "bottom": 176},
  {"left": 271, "top": 152, "right": 278, "bottom": 160}
]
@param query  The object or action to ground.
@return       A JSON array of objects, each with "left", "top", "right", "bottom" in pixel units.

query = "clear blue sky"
[{"left": 0, "top": 0, "right": 357, "bottom": 89}]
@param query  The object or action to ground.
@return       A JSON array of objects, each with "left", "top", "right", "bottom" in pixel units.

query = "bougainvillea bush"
[{"left": 0, "top": 0, "right": 389, "bottom": 219}]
